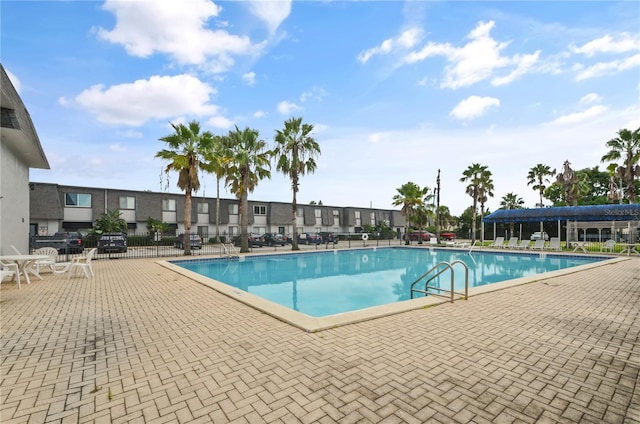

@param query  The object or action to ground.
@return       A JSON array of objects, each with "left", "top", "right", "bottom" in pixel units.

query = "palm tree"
[
  {"left": 392, "top": 182, "right": 427, "bottom": 245},
  {"left": 224, "top": 126, "right": 272, "bottom": 253},
  {"left": 527, "top": 164, "right": 555, "bottom": 208},
  {"left": 601, "top": 127, "right": 640, "bottom": 203},
  {"left": 499, "top": 193, "right": 524, "bottom": 238},
  {"left": 156, "top": 120, "right": 214, "bottom": 255},
  {"left": 273, "top": 117, "right": 321, "bottom": 251},
  {"left": 460, "top": 163, "right": 490, "bottom": 243},
  {"left": 202, "top": 134, "right": 231, "bottom": 243}
]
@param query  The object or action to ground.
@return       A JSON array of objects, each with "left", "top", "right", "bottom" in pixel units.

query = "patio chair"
[
  {"left": 505, "top": 237, "right": 519, "bottom": 249},
  {"left": 529, "top": 239, "right": 546, "bottom": 250},
  {"left": 33, "top": 247, "right": 60, "bottom": 273},
  {"left": 601, "top": 239, "right": 616, "bottom": 253},
  {"left": 489, "top": 237, "right": 505, "bottom": 248},
  {"left": 515, "top": 240, "right": 530, "bottom": 249},
  {"left": 67, "top": 248, "right": 97, "bottom": 279},
  {"left": 1, "top": 261, "right": 21, "bottom": 289},
  {"left": 548, "top": 237, "right": 561, "bottom": 251}
]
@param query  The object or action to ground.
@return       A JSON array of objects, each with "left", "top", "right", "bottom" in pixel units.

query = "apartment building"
[{"left": 29, "top": 183, "right": 406, "bottom": 239}]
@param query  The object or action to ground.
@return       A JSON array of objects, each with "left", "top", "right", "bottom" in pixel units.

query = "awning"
[{"left": 483, "top": 204, "right": 640, "bottom": 224}]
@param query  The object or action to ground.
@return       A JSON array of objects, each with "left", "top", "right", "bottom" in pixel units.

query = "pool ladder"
[
  {"left": 221, "top": 243, "right": 240, "bottom": 258},
  {"left": 410, "top": 260, "right": 469, "bottom": 303}
]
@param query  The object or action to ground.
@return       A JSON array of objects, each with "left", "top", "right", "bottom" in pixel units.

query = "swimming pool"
[{"left": 170, "top": 247, "right": 606, "bottom": 319}]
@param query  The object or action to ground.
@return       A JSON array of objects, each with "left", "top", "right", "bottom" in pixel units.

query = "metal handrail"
[{"left": 410, "top": 260, "right": 469, "bottom": 303}]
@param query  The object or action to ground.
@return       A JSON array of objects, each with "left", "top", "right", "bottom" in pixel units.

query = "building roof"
[
  {"left": 0, "top": 64, "right": 49, "bottom": 169},
  {"left": 483, "top": 204, "right": 640, "bottom": 223}
]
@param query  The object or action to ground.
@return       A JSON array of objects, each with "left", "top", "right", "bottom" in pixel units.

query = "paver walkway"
[{"left": 1, "top": 255, "right": 639, "bottom": 423}]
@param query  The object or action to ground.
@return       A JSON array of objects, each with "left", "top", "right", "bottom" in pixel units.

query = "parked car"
[
  {"left": 406, "top": 231, "right": 436, "bottom": 241},
  {"left": 260, "top": 233, "right": 287, "bottom": 246},
  {"left": 530, "top": 231, "right": 550, "bottom": 241},
  {"left": 440, "top": 232, "right": 457, "bottom": 241},
  {"left": 298, "top": 233, "right": 324, "bottom": 244},
  {"left": 175, "top": 233, "right": 203, "bottom": 249},
  {"left": 97, "top": 233, "right": 128, "bottom": 253},
  {"left": 31, "top": 231, "right": 84, "bottom": 254},
  {"left": 319, "top": 232, "right": 338, "bottom": 244},
  {"left": 233, "top": 233, "right": 265, "bottom": 247}
]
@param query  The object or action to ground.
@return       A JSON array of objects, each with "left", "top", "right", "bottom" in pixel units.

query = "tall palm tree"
[
  {"left": 273, "top": 117, "right": 321, "bottom": 251},
  {"left": 601, "top": 127, "right": 640, "bottom": 203},
  {"left": 392, "top": 182, "right": 427, "bottom": 245},
  {"left": 202, "top": 134, "right": 231, "bottom": 243},
  {"left": 527, "top": 163, "right": 555, "bottom": 208},
  {"left": 224, "top": 126, "right": 272, "bottom": 253},
  {"left": 156, "top": 120, "right": 214, "bottom": 255},
  {"left": 460, "top": 163, "right": 489, "bottom": 243},
  {"left": 499, "top": 192, "right": 524, "bottom": 238}
]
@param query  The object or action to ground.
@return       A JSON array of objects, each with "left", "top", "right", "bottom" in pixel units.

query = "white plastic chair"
[
  {"left": 548, "top": 237, "right": 561, "bottom": 251},
  {"left": 1, "top": 261, "right": 21, "bottom": 289},
  {"left": 67, "top": 248, "right": 97, "bottom": 279},
  {"left": 505, "top": 237, "right": 519, "bottom": 249},
  {"left": 34, "top": 247, "right": 59, "bottom": 273},
  {"left": 529, "top": 239, "right": 546, "bottom": 250},
  {"left": 601, "top": 239, "right": 616, "bottom": 253},
  {"left": 490, "top": 237, "right": 505, "bottom": 248}
]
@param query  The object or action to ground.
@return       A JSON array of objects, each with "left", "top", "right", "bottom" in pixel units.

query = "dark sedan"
[
  {"left": 262, "top": 233, "right": 288, "bottom": 246},
  {"left": 297, "top": 233, "right": 324, "bottom": 245}
]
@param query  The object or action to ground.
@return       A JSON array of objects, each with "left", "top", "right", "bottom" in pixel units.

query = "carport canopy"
[{"left": 483, "top": 204, "right": 640, "bottom": 224}]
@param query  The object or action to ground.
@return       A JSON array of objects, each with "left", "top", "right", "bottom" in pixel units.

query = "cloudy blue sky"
[{"left": 3, "top": 0, "right": 639, "bottom": 215}]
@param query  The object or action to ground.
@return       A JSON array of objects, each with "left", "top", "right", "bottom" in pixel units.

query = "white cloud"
[
  {"left": 96, "top": 0, "right": 258, "bottom": 70},
  {"left": 277, "top": 100, "right": 302, "bottom": 115},
  {"left": 5, "top": 68, "right": 21, "bottom": 93},
  {"left": 242, "top": 72, "right": 256, "bottom": 86},
  {"left": 404, "top": 21, "right": 539, "bottom": 89},
  {"left": 109, "top": 143, "right": 128, "bottom": 152},
  {"left": 548, "top": 105, "right": 608, "bottom": 125},
  {"left": 253, "top": 110, "right": 266, "bottom": 118},
  {"left": 570, "top": 33, "right": 640, "bottom": 57},
  {"left": 300, "top": 86, "right": 328, "bottom": 103},
  {"left": 575, "top": 53, "right": 640, "bottom": 81},
  {"left": 116, "top": 129, "right": 143, "bottom": 138},
  {"left": 72, "top": 74, "right": 219, "bottom": 126},
  {"left": 449, "top": 96, "right": 500, "bottom": 121},
  {"left": 206, "top": 115, "right": 233, "bottom": 129},
  {"left": 579, "top": 93, "right": 602, "bottom": 104},
  {"left": 358, "top": 28, "right": 422, "bottom": 63},
  {"left": 245, "top": 0, "right": 292, "bottom": 35}
]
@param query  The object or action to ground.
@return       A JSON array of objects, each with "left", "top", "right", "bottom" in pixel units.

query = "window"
[
  {"left": 315, "top": 209, "right": 322, "bottom": 218},
  {"left": 296, "top": 208, "right": 304, "bottom": 218},
  {"left": 197, "top": 202, "right": 209, "bottom": 214},
  {"left": 119, "top": 196, "right": 135, "bottom": 210},
  {"left": 370, "top": 212, "right": 376, "bottom": 224},
  {"left": 355, "top": 211, "right": 361, "bottom": 226},
  {"left": 229, "top": 204, "right": 238, "bottom": 215},
  {"left": 253, "top": 205, "right": 266, "bottom": 215},
  {"left": 162, "top": 199, "right": 176, "bottom": 211},
  {"left": 65, "top": 193, "right": 91, "bottom": 207},
  {"left": 333, "top": 210, "right": 339, "bottom": 216}
]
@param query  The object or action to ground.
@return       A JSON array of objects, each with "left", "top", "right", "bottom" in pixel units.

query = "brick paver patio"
[{"left": 1, "top": 253, "right": 639, "bottom": 423}]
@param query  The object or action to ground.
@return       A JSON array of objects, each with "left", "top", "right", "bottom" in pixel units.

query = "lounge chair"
[
  {"left": 529, "top": 239, "right": 546, "bottom": 250},
  {"left": 490, "top": 237, "right": 505, "bottom": 249},
  {"left": 429, "top": 237, "right": 438, "bottom": 246},
  {"left": 505, "top": 237, "right": 519, "bottom": 249},
  {"left": 67, "top": 248, "right": 97, "bottom": 279},
  {"left": 548, "top": 237, "right": 561, "bottom": 251},
  {"left": 515, "top": 240, "right": 530, "bottom": 249}
]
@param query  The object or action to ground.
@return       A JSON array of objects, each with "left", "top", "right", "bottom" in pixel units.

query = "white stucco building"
[{"left": 1, "top": 64, "right": 50, "bottom": 255}]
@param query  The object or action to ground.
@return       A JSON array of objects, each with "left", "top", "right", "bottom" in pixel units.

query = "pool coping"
[{"left": 156, "top": 247, "right": 628, "bottom": 332}]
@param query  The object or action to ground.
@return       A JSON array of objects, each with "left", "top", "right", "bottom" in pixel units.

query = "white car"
[{"left": 530, "top": 231, "right": 549, "bottom": 241}]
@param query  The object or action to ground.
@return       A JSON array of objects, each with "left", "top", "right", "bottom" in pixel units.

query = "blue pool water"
[{"left": 173, "top": 248, "right": 604, "bottom": 318}]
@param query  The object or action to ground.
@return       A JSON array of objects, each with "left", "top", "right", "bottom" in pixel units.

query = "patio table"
[
  {"left": 619, "top": 243, "right": 640, "bottom": 256},
  {"left": 570, "top": 241, "right": 589, "bottom": 253},
  {"left": 0, "top": 255, "right": 49, "bottom": 285}
]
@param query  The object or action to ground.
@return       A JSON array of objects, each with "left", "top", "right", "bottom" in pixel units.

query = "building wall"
[
  {"left": 29, "top": 183, "right": 404, "bottom": 239},
  {"left": 0, "top": 142, "right": 30, "bottom": 254}
]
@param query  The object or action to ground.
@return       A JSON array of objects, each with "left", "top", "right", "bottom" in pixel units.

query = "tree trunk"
[
  {"left": 291, "top": 183, "right": 299, "bottom": 251},
  {"left": 471, "top": 190, "right": 478, "bottom": 243},
  {"left": 240, "top": 185, "right": 249, "bottom": 253},
  {"left": 184, "top": 191, "right": 192, "bottom": 255},
  {"left": 215, "top": 176, "right": 221, "bottom": 243}
]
